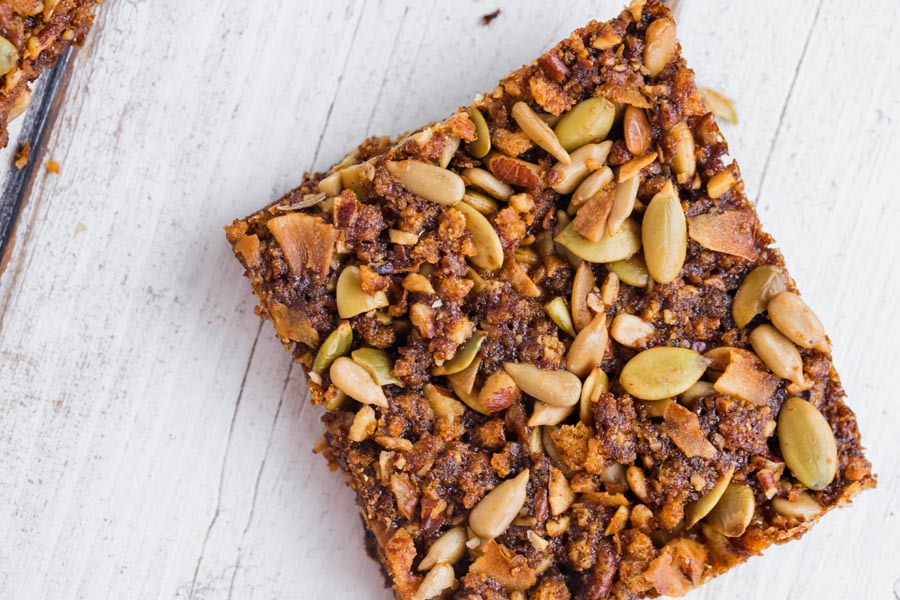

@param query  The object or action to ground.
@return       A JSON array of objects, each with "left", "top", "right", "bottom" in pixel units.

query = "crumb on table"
[
  {"left": 45, "top": 160, "right": 60, "bottom": 174},
  {"left": 481, "top": 9, "right": 500, "bottom": 25}
]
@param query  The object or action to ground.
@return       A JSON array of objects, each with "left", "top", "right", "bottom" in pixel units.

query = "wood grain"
[{"left": 0, "top": 1, "right": 897, "bottom": 599}]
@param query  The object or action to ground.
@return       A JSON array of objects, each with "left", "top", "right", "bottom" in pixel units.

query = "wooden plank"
[{"left": 0, "top": 1, "right": 896, "bottom": 598}]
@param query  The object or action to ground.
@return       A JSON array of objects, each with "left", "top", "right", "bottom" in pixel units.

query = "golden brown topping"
[
  {"left": 644, "top": 538, "right": 707, "bottom": 597},
  {"left": 662, "top": 402, "right": 717, "bottom": 459},
  {"left": 468, "top": 540, "right": 537, "bottom": 592},
  {"left": 269, "top": 301, "right": 319, "bottom": 348},
  {"left": 266, "top": 213, "right": 338, "bottom": 277},
  {"left": 687, "top": 210, "right": 757, "bottom": 261},
  {"left": 711, "top": 347, "right": 780, "bottom": 406}
]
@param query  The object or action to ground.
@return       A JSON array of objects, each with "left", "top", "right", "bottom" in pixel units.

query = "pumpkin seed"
[
  {"left": 620, "top": 346, "right": 711, "bottom": 400},
  {"left": 623, "top": 105, "right": 652, "bottom": 156},
  {"left": 312, "top": 322, "right": 353, "bottom": 373},
  {"left": 777, "top": 396, "right": 837, "bottom": 490},
  {"left": 412, "top": 562, "right": 455, "bottom": 600},
  {"left": 386, "top": 160, "right": 465, "bottom": 206},
  {"left": 555, "top": 219, "right": 641, "bottom": 264},
  {"left": 670, "top": 121, "right": 696, "bottom": 179},
  {"left": 606, "top": 172, "right": 641, "bottom": 235},
  {"left": 529, "top": 402, "right": 574, "bottom": 427},
  {"left": 467, "top": 107, "right": 492, "bottom": 158},
  {"left": 544, "top": 297, "right": 576, "bottom": 337},
  {"left": 553, "top": 97, "right": 616, "bottom": 152},
  {"left": 732, "top": 265, "right": 787, "bottom": 328},
  {"left": 767, "top": 292, "right": 829, "bottom": 353},
  {"left": 329, "top": 356, "right": 388, "bottom": 408},
  {"left": 418, "top": 526, "right": 467, "bottom": 571},
  {"left": 580, "top": 367, "right": 608, "bottom": 425},
  {"left": 618, "top": 151, "right": 658, "bottom": 183},
  {"left": 432, "top": 331, "right": 486, "bottom": 376},
  {"left": 571, "top": 261, "right": 596, "bottom": 332},
  {"left": 643, "top": 17, "right": 677, "bottom": 77},
  {"left": 456, "top": 202, "right": 504, "bottom": 271},
  {"left": 336, "top": 265, "right": 389, "bottom": 318},
  {"left": 512, "top": 101, "right": 571, "bottom": 164},
  {"left": 685, "top": 466, "right": 735, "bottom": 528},
  {"left": 607, "top": 255, "right": 650, "bottom": 287},
  {"left": 351, "top": 347, "right": 402, "bottom": 386},
  {"left": 439, "top": 136, "right": 461, "bottom": 168},
  {"left": 572, "top": 165, "right": 614, "bottom": 207},
  {"left": 463, "top": 189, "right": 499, "bottom": 215},
  {"left": 771, "top": 491, "right": 822, "bottom": 520},
  {"left": 0, "top": 36, "right": 19, "bottom": 77},
  {"left": 610, "top": 313, "right": 654, "bottom": 348},
  {"left": 317, "top": 170, "right": 343, "bottom": 196},
  {"left": 324, "top": 389, "right": 348, "bottom": 411},
  {"left": 706, "top": 169, "right": 734, "bottom": 199},
  {"left": 680, "top": 380, "right": 717, "bottom": 406},
  {"left": 469, "top": 469, "right": 530, "bottom": 538},
  {"left": 462, "top": 167, "right": 514, "bottom": 200},
  {"left": 706, "top": 483, "right": 755, "bottom": 537},
  {"left": 566, "top": 312, "right": 608, "bottom": 377},
  {"left": 642, "top": 181, "right": 686, "bottom": 284},
  {"left": 749, "top": 324, "right": 807, "bottom": 386},
  {"left": 503, "top": 362, "right": 582, "bottom": 407},
  {"left": 550, "top": 141, "right": 612, "bottom": 194}
]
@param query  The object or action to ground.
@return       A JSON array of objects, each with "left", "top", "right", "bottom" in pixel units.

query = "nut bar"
[
  {"left": 225, "top": 1, "right": 874, "bottom": 598},
  {"left": 0, "top": 0, "right": 100, "bottom": 148}
]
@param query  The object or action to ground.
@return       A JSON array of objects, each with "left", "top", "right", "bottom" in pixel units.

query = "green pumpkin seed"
[
  {"left": 456, "top": 202, "right": 504, "bottom": 271},
  {"left": 432, "top": 331, "right": 486, "bottom": 376},
  {"left": 607, "top": 255, "right": 650, "bottom": 287},
  {"left": 620, "top": 346, "right": 711, "bottom": 400},
  {"left": 351, "top": 347, "right": 402, "bottom": 386},
  {"left": 553, "top": 97, "right": 616, "bottom": 152},
  {"left": 685, "top": 466, "right": 734, "bottom": 528},
  {"left": 467, "top": 107, "right": 491, "bottom": 158},
  {"left": 642, "top": 181, "right": 686, "bottom": 284},
  {"left": 777, "top": 397, "right": 837, "bottom": 491},
  {"left": 732, "top": 265, "right": 788, "bottom": 328},
  {"left": 705, "top": 483, "right": 755, "bottom": 537},
  {"left": 336, "top": 265, "right": 389, "bottom": 319},
  {"left": 503, "top": 362, "right": 582, "bottom": 407},
  {"left": 544, "top": 297, "right": 576, "bottom": 337},
  {"left": 312, "top": 322, "right": 353, "bottom": 373},
  {"left": 0, "top": 36, "right": 19, "bottom": 77},
  {"left": 555, "top": 219, "right": 641, "bottom": 264}
]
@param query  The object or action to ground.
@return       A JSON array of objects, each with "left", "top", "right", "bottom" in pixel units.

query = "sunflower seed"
[
  {"left": 732, "top": 265, "right": 788, "bottom": 328},
  {"left": 467, "top": 107, "right": 492, "bottom": 158},
  {"left": 685, "top": 466, "right": 734, "bottom": 528},
  {"left": 618, "top": 151, "right": 658, "bottom": 183},
  {"left": 705, "top": 483, "right": 755, "bottom": 538},
  {"left": 767, "top": 292, "right": 829, "bottom": 353},
  {"left": 642, "top": 181, "right": 686, "bottom": 284},
  {"left": 706, "top": 169, "right": 734, "bottom": 199},
  {"left": 626, "top": 466, "right": 650, "bottom": 503},
  {"left": 386, "top": 160, "right": 465, "bottom": 206},
  {"left": 512, "top": 101, "right": 571, "bottom": 164},
  {"left": 571, "top": 261, "right": 596, "bottom": 332},
  {"left": 550, "top": 141, "right": 613, "bottom": 194},
  {"left": 529, "top": 402, "right": 575, "bottom": 427},
  {"left": 566, "top": 312, "right": 609, "bottom": 377},
  {"left": 670, "top": 121, "right": 696, "bottom": 180},
  {"left": 336, "top": 265, "right": 389, "bottom": 318},
  {"left": 643, "top": 17, "right": 677, "bottom": 77},
  {"left": 572, "top": 166, "right": 614, "bottom": 207},
  {"left": 439, "top": 136, "right": 461, "bottom": 168},
  {"left": 463, "top": 167, "right": 514, "bottom": 200},
  {"left": 555, "top": 219, "right": 642, "bottom": 264},
  {"left": 418, "top": 526, "right": 467, "bottom": 571},
  {"left": 749, "top": 324, "right": 807, "bottom": 386},
  {"left": 544, "top": 297, "right": 576, "bottom": 337},
  {"left": 312, "top": 322, "right": 353, "bottom": 374},
  {"left": 620, "top": 346, "right": 711, "bottom": 400},
  {"left": 777, "top": 396, "right": 837, "bottom": 491},
  {"left": 329, "top": 357, "right": 388, "bottom": 408},
  {"left": 553, "top": 97, "right": 616, "bottom": 152},
  {"left": 0, "top": 36, "right": 19, "bottom": 77},
  {"left": 606, "top": 172, "right": 641, "bottom": 235},
  {"left": 771, "top": 491, "right": 822, "bottom": 521},
  {"left": 700, "top": 87, "right": 738, "bottom": 125},
  {"left": 610, "top": 314, "right": 654, "bottom": 348},
  {"left": 469, "top": 469, "right": 530, "bottom": 539},
  {"left": 456, "top": 201, "right": 504, "bottom": 271},
  {"left": 412, "top": 562, "right": 456, "bottom": 600},
  {"left": 549, "top": 467, "right": 575, "bottom": 516},
  {"left": 580, "top": 367, "right": 608, "bottom": 425},
  {"left": 463, "top": 189, "right": 500, "bottom": 214},
  {"left": 503, "top": 363, "right": 582, "bottom": 407}
]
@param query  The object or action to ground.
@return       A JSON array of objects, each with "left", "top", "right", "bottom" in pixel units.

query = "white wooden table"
[{"left": 0, "top": 1, "right": 898, "bottom": 598}]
